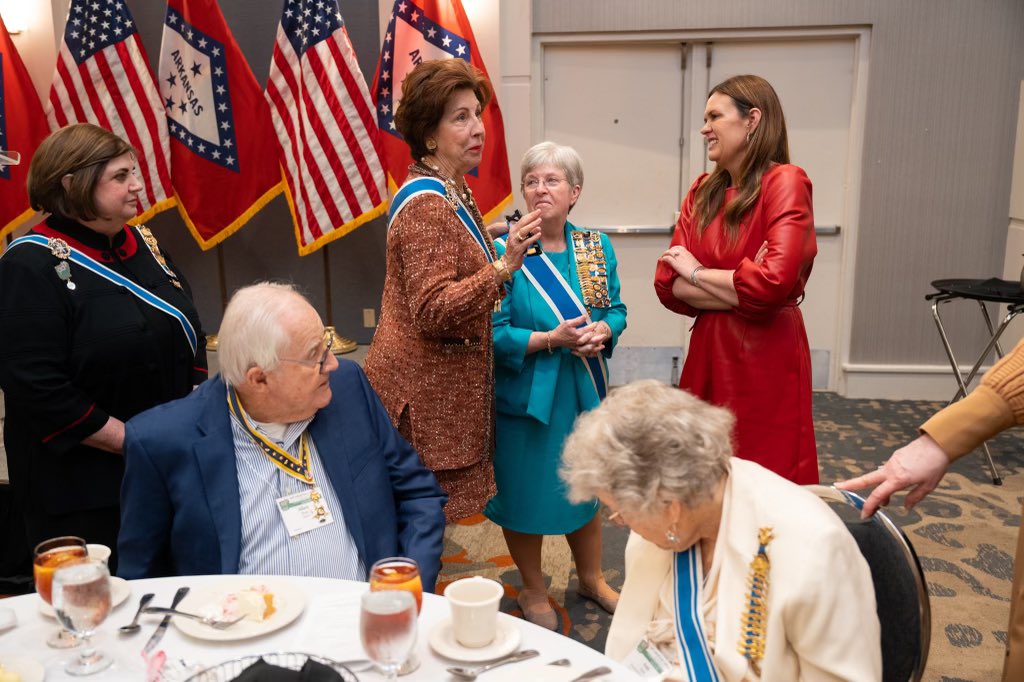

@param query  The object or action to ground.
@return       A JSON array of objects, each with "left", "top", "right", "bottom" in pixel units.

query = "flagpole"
[
  {"left": 205, "top": 244, "right": 229, "bottom": 352},
  {"left": 322, "top": 243, "right": 357, "bottom": 354}
]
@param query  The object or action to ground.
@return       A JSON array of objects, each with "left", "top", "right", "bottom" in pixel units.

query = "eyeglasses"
[
  {"left": 522, "top": 176, "right": 567, "bottom": 191},
  {"left": 279, "top": 330, "right": 334, "bottom": 373}
]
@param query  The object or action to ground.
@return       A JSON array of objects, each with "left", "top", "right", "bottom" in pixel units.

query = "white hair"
[
  {"left": 560, "top": 380, "right": 733, "bottom": 514},
  {"left": 218, "top": 282, "right": 308, "bottom": 387},
  {"left": 520, "top": 141, "right": 584, "bottom": 190}
]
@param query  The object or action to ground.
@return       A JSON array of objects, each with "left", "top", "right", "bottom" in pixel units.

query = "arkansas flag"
[
  {"left": 0, "top": 15, "right": 48, "bottom": 239},
  {"left": 160, "top": 0, "right": 282, "bottom": 249},
  {"left": 46, "top": 0, "right": 174, "bottom": 223},
  {"left": 266, "top": 0, "right": 387, "bottom": 255},
  {"left": 373, "top": 0, "right": 511, "bottom": 223}
]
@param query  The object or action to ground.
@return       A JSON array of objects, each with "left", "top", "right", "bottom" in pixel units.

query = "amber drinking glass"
[
  {"left": 34, "top": 536, "right": 87, "bottom": 649},
  {"left": 369, "top": 557, "right": 423, "bottom": 614}
]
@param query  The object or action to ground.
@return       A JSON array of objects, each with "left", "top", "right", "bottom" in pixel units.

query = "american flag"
[
  {"left": 47, "top": 0, "right": 175, "bottom": 223},
  {"left": 266, "top": 0, "right": 387, "bottom": 255}
]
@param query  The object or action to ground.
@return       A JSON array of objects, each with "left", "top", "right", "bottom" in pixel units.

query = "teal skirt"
[{"left": 484, "top": 355, "right": 598, "bottom": 535}]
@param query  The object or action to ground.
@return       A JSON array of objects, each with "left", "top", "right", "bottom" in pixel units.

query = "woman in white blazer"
[{"left": 560, "top": 380, "right": 881, "bottom": 681}]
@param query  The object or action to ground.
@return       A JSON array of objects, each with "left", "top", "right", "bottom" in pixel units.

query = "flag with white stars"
[
  {"left": 266, "top": 0, "right": 387, "bottom": 255},
  {"left": 159, "top": 0, "right": 282, "bottom": 249},
  {"left": 0, "top": 13, "right": 48, "bottom": 239},
  {"left": 372, "top": 0, "right": 511, "bottom": 223},
  {"left": 46, "top": 0, "right": 175, "bottom": 224}
]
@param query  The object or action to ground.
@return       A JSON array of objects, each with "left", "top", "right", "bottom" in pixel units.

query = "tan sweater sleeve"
[{"left": 921, "top": 337, "right": 1024, "bottom": 458}]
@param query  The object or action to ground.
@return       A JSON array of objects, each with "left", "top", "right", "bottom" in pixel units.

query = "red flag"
[
  {"left": 266, "top": 0, "right": 387, "bottom": 255},
  {"left": 159, "top": 0, "right": 282, "bottom": 249},
  {"left": 372, "top": 0, "right": 512, "bottom": 223},
  {"left": 46, "top": 0, "right": 175, "bottom": 224},
  {"left": 0, "top": 15, "right": 48, "bottom": 238}
]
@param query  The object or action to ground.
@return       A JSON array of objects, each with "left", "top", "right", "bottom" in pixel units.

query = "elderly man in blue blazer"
[{"left": 117, "top": 282, "right": 448, "bottom": 590}]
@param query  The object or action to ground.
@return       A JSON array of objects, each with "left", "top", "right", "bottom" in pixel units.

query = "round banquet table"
[{"left": 0, "top": 575, "right": 639, "bottom": 681}]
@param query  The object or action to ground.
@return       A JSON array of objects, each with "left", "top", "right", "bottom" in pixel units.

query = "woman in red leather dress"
[{"left": 653, "top": 74, "right": 818, "bottom": 484}]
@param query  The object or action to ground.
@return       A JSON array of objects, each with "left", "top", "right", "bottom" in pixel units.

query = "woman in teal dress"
[{"left": 485, "top": 142, "right": 627, "bottom": 630}]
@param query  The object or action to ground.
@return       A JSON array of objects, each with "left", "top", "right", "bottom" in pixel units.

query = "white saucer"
[
  {"left": 428, "top": 617, "right": 521, "bottom": 662},
  {"left": 39, "top": 576, "right": 131, "bottom": 618}
]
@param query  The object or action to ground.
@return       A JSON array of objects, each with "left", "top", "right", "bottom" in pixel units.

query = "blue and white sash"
[
  {"left": 495, "top": 236, "right": 608, "bottom": 401},
  {"left": 673, "top": 546, "right": 721, "bottom": 682},
  {"left": 389, "top": 177, "right": 494, "bottom": 263},
  {"left": 6, "top": 234, "right": 198, "bottom": 355}
]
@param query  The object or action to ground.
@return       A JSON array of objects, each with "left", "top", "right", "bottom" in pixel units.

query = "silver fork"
[{"left": 142, "top": 606, "right": 246, "bottom": 630}]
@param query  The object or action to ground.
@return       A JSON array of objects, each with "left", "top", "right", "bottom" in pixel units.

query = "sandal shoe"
[
  {"left": 577, "top": 584, "right": 619, "bottom": 614},
  {"left": 516, "top": 591, "right": 557, "bottom": 631}
]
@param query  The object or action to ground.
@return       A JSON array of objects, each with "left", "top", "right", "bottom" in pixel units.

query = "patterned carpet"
[{"left": 438, "top": 392, "right": 1024, "bottom": 682}]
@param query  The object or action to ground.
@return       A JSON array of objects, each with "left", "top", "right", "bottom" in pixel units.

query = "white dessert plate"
[
  {"left": 0, "top": 655, "right": 45, "bottom": 682},
  {"left": 171, "top": 578, "right": 305, "bottom": 641},
  {"left": 428, "top": 617, "right": 521, "bottom": 662},
  {"left": 39, "top": 575, "right": 131, "bottom": 618}
]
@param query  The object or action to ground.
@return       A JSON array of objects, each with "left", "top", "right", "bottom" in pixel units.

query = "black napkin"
[{"left": 229, "top": 657, "right": 348, "bottom": 682}]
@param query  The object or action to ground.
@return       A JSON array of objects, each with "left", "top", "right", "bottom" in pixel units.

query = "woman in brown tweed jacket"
[{"left": 364, "top": 59, "right": 540, "bottom": 522}]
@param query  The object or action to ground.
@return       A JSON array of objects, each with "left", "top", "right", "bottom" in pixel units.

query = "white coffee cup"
[
  {"left": 87, "top": 543, "right": 111, "bottom": 565},
  {"left": 445, "top": 576, "right": 504, "bottom": 648}
]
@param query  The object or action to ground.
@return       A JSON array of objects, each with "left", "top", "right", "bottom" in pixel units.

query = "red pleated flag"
[
  {"left": 372, "top": 0, "right": 512, "bottom": 223},
  {"left": 0, "top": 15, "right": 48, "bottom": 239},
  {"left": 46, "top": 0, "right": 176, "bottom": 224},
  {"left": 159, "top": 0, "right": 283, "bottom": 249}
]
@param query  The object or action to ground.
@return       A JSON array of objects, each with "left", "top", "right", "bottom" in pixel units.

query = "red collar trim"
[{"left": 34, "top": 222, "right": 139, "bottom": 263}]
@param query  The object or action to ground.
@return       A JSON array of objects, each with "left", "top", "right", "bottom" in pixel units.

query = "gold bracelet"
[
  {"left": 546, "top": 332, "right": 553, "bottom": 354},
  {"left": 492, "top": 257, "right": 512, "bottom": 283}
]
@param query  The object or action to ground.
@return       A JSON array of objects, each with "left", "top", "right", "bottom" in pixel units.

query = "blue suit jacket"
[{"left": 117, "top": 361, "right": 448, "bottom": 590}]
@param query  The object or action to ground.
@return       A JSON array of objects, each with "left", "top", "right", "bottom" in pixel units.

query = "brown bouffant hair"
[
  {"left": 27, "top": 123, "right": 135, "bottom": 220},
  {"left": 394, "top": 58, "right": 493, "bottom": 161},
  {"left": 692, "top": 75, "right": 790, "bottom": 242}
]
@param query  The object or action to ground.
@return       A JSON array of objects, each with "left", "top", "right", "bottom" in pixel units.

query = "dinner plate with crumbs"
[
  {"left": 39, "top": 575, "right": 131, "bottom": 618},
  {"left": 0, "top": 655, "right": 45, "bottom": 682},
  {"left": 173, "top": 578, "right": 306, "bottom": 641}
]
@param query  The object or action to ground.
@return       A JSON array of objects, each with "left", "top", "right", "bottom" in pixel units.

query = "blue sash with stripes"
[
  {"left": 495, "top": 236, "right": 608, "bottom": 401},
  {"left": 673, "top": 547, "right": 721, "bottom": 681},
  {"left": 6, "top": 234, "right": 198, "bottom": 355},
  {"left": 389, "top": 177, "right": 494, "bottom": 263}
]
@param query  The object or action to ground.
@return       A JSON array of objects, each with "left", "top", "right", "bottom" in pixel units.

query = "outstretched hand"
[{"left": 835, "top": 433, "right": 952, "bottom": 519}]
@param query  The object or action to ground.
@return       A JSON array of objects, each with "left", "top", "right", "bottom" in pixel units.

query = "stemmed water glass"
[
  {"left": 360, "top": 590, "right": 418, "bottom": 681},
  {"left": 369, "top": 557, "right": 422, "bottom": 673},
  {"left": 52, "top": 559, "right": 114, "bottom": 676},
  {"left": 34, "top": 535, "right": 87, "bottom": 648}
]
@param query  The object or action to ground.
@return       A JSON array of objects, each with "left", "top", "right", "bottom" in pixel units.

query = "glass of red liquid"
[
  {"left": 52, "top": 559, "right": 113, "bottom": 675},
  {"left": 34, "top": 536, "right": 87, "bottom": 649},
  {"left": 360, "top": 590, "right": 417, "bottom": 681},
  {"left": 369, "top": 557, "right": 422, "bottom": 674}
]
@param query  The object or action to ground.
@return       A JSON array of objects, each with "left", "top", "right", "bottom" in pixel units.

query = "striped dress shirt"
[{"left": 229, "top": 410, "right": 365, "bottom": 580}]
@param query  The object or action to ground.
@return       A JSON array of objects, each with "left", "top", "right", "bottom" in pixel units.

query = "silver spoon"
[
  {"left": 119, "top": 593, "right": 154, "bottom": 634},
  {"left": 549, "top": 659, "right": 571, "bottom": 666},
  {"left": 570, "top": 666, "right": 612, "bottom": 681},
  {"left": 447, "top": 649, "right": 539, "bottom": 680}
]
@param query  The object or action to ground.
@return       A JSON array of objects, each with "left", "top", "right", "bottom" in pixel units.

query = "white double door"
[{"left": 542, "top": 36, "right": 861, "bottom": 389}]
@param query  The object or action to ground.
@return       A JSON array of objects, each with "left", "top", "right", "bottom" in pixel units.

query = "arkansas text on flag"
[
  {"left": 373, "top": 0, "right": 512, "bottom": 223},
  {"left": 266, "top": 0, "right": 388, "bottom": 255},
  {"left": 47, "top": 0, "right": 175, "bottom": 223},
  {"left": 160, "top": 0, "right": 282, "bottom": 249},
  {"left": 0, "top": 15, "right": 49, "bottom": 238}
]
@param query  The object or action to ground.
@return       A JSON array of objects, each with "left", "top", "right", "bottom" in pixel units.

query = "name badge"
[
  {"left": 622, "top": 636, "right": 674, "bottom": 680},
  {"left": 276, "top": 487, "right": 334, "bottom": 537}
]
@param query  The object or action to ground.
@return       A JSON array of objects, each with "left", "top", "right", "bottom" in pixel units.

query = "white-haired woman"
[
  {"left": 561, "top": 380, "right": 881, "bottom": 681},
  {"left": 484, "top": 141, "right": 627, "bottom": 629}
]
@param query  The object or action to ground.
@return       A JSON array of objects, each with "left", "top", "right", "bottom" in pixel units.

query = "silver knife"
[{"left": 143, "top": 586, "right": 190, "bottom": 655}]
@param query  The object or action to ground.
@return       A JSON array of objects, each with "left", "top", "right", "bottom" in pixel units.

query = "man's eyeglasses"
[
  {"left": 522, "top": 176, "right": 566, "bottom": 191},
  {"left": 279, "top": 330, "right": 334, "bottom": 373}
]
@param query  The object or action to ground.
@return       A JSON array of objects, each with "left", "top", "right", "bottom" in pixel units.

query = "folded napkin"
[{"left": 230, "top": 658, "right": 344, "bottom": 682}]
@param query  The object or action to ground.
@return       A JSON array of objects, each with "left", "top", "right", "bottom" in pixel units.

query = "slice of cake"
[{"left": 220, "top": 584, "right": 276, "bottom": 622}]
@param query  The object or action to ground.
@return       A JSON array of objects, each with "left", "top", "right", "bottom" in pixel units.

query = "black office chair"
[{"left": 807, "top": 485, "right": 931, "bottom": 682}]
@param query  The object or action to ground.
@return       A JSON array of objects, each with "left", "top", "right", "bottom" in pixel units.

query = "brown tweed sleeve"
[{"left": 921, "top": 337, "right": 1024, "bottom": 458}]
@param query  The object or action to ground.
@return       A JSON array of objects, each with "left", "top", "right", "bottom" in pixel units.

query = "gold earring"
[
  {"left": 426, "top": 139, "right": 437, "bottom": 152},
  {"left": 746, "top": 130, "right": 752, "bottom": 144}
]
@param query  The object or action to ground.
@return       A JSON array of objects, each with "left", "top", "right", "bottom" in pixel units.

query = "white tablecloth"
[{"left": 0, "top": 575, "right": 639, "bottom": 681}]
